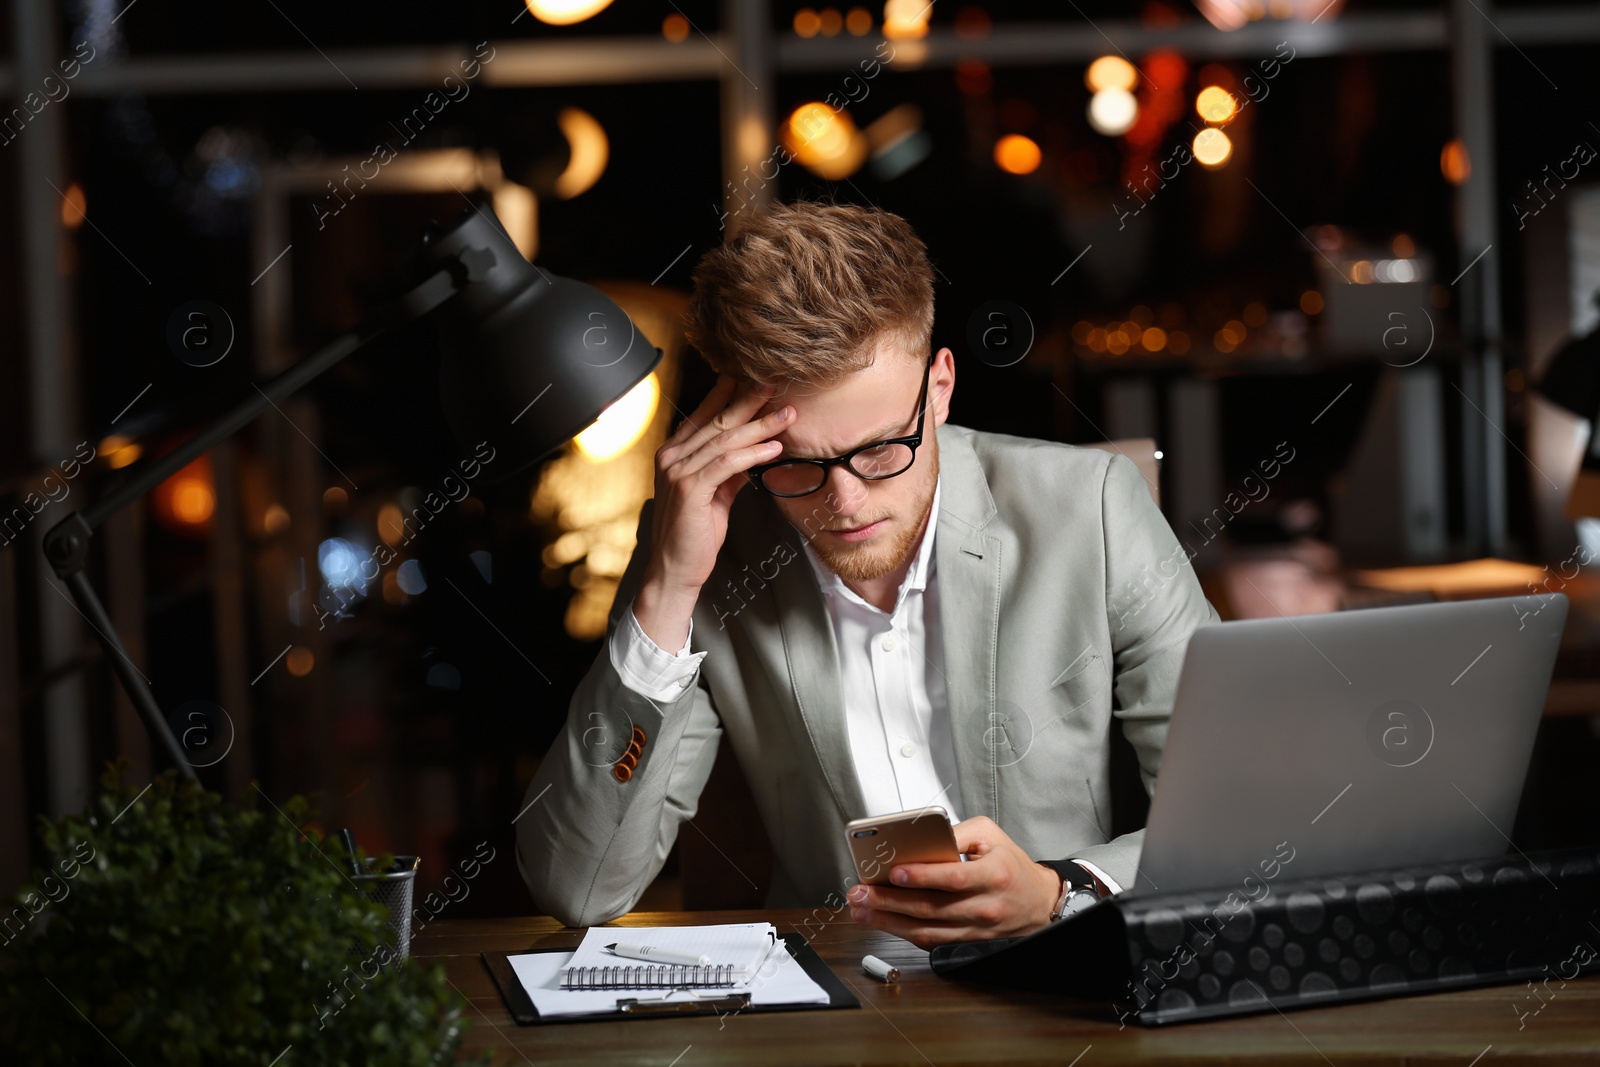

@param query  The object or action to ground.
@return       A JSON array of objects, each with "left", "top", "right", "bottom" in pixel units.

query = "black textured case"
[{"left": 930, "top": 847, "right": 1600, "bottom": 1025}]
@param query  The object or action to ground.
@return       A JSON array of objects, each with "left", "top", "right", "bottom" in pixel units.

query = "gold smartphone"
[{"left": 844, "top": 806, "right": 961, "bottom": 886}]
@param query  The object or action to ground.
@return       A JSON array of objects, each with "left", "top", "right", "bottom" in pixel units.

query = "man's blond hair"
[{"left": 683, "top": 200, "right": 935, "bottom": 388}]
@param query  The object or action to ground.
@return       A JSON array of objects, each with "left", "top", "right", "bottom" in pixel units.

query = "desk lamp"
[
  {"left": 43, "top": 205, "right": 663, "bottom": 779},
  {"left": 1537, "top": 298, "right": 1600, "bottom": 518}
]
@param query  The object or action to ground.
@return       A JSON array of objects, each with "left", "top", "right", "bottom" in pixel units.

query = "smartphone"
[{"left": 844, "top": 806, "right": 961, "bottom": 887}]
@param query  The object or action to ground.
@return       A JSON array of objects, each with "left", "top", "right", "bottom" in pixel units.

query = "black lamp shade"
[
  {"left": 1539, "top": 325, "right": 1600, "bottom": 420},
  {"left": 422, "top": 206, "right": 663, "bottom": 480}
]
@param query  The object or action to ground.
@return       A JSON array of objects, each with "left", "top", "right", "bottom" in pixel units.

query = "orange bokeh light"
[
  {"left": 1441, "top": 139, "right": 1471, "bottom": 184},
  {"left": 994, "top": 134, "right": 1042, "bottom": 175},
  {"left": 153, "top": 455, "right": 216, "bottom": 532}
]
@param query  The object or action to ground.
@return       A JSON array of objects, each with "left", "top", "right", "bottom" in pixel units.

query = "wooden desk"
[{"left": 415, "top": 909, "right": 1600, "bottom": 1065}]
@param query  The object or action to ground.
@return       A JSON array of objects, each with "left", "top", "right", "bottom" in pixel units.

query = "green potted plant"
[{"left": 0, "top": 765, "right": 491, "bottom": 1066}]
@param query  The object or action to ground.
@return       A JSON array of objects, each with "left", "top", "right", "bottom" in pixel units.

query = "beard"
[{"left": 807, "top": 445, "right": 940, "bottom": 583}]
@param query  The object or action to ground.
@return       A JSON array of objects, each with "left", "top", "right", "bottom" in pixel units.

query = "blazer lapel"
[
  {"left": 931, "top": 425, "right": 1004, "bottom": 825},
  {"left": 736, "top": 497, "right": 867, "bottom": 824}
]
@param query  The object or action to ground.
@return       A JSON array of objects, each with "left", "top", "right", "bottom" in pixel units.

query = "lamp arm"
[
  {"left": 40, "top": 263, "right": 464, "bottom": 779},
  {"left": 82, "top": 266, "right": 460, "bottom": 534},
  {"left": 61, "top": 568, "right": 198, "bottom": 778}
]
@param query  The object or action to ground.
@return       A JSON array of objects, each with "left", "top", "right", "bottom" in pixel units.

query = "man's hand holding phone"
[
  {"left": 632, "top": 374, "right": 794, "bottom": 652},
  {"left": 846, "top": 816, "right": 1063, "bottom": 950}
]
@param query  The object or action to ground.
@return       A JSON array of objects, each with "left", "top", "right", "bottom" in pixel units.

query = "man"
[{"left": 517, "top": 201, "right": 1219, "bottom": 950}]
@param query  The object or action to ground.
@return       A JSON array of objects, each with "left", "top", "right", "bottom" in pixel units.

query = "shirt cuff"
[
  {"left": 1069, "top": 858, "right": 1124, "bottom": 897},
  {"left": 608, "top": 601, "right": 708, "bottom": 703}
]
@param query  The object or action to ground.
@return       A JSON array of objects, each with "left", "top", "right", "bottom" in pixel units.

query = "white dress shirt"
[
  {"left": 608, "top": 474, "right": 1122, "bottom": 894},
  {"left": 794, "top": 477, "right": 965, "bottom": 822}
]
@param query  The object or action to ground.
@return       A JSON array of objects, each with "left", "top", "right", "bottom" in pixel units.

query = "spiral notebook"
[{"left": 559, "top": 922, "right": 779, "bottom": 989}]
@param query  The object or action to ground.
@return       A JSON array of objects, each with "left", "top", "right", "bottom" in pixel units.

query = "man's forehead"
[
  {"left": 753, "top": 353, "right": 922, "bottom": 455},
  {"left": 751, "top": 349, "right": 922, "bottom": 411}
]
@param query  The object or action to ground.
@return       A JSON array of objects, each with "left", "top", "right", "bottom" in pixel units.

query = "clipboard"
[{"left": 482, "top": 932, "right": 860, "bottom": 1025}]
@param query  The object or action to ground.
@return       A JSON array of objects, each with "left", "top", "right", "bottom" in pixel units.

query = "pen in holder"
[{"left": 353, "top": 853, "right": 421, "bottom": 962}]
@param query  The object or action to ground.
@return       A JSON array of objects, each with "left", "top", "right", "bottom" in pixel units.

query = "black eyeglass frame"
[{"left": 745, "top": 352, "right": 936, "bottom": 498}]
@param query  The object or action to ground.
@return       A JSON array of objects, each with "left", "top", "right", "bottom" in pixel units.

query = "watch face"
[{"left": 1062, "top": 888, "right": 1099, "bottom": 917}]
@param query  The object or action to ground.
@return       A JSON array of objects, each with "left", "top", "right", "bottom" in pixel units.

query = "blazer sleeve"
[
  {"left": 514, "top": 498, "right": 724, "bottom": 927},
  {"left": 1064, "top": 452, "right": 1220, "bottom": 892}
]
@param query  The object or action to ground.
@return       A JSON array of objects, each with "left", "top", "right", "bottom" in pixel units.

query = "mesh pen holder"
[{"left": 355, "top": 855, "right": 420, "bottom": 961}]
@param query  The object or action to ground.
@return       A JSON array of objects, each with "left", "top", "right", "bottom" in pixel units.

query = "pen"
[{"left": 606, "top": 943, "right": 712, "bottom": 967}]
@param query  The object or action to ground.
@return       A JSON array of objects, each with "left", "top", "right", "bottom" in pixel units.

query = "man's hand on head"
[
  {"left": 845, "top": 816, "right": 1061, "bottom": 950},
  {"left": 633, "top": 374, "right": 794, "bottom": 651}
]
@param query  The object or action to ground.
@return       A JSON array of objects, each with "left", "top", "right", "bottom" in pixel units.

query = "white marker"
[
  {"left": 606, "top": 942, "right": 711, "bottom": 967},
  {"left": 862, "top": 954, "right": 899, "bottom": 983}
]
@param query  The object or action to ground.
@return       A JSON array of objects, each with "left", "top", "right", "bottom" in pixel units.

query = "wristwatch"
[{"left": 1040, "top": 860, "right": 1105, "bottom": 922}]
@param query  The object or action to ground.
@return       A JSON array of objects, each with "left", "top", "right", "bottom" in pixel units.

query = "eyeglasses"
[{"left": 746, "top": 353, "right": 934, "bottom": 498}]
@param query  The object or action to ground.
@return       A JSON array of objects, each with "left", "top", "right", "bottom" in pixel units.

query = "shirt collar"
[{"left": 800, "top": 475, "right": 942, "bottom": 618}]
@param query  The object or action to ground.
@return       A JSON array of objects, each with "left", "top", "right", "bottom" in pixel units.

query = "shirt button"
[
  {"left": 677, "top": 675, "right": 694, "bottom": 688},
  {"left": 881, "top": 635, "right": 897, "bottom": 651},
  {"left": 900, "top": 742, "right": 917, "bottom": 758}
]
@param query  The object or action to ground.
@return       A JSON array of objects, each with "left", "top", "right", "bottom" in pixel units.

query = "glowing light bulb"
[
  {"left": 524, "top": 0, "right": 614, "bottom": 26},
  {"left": 575, "top": 373, "right": 660, "bottom": 462}
]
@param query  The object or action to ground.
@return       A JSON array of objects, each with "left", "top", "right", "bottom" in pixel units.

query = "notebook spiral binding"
[{"left": 560, "top": 963, "right": 742, "bottom": 989}]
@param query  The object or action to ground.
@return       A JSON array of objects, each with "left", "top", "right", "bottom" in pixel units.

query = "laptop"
[
  {"left": 1134, "top": 592, "right": 1569, "bottom": 895},
  {"left": 927, "top": 592, "right": 1573, "bottom": 1013}
]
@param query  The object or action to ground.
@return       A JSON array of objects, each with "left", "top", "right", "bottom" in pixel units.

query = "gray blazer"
[{"left": 516, "top": 423, "right": 1220, "bottom": 927}]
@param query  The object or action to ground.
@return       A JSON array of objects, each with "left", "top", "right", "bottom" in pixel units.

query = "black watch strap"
[{"left": 1037, "top": 859, "right": 1103, "bottom": 895}]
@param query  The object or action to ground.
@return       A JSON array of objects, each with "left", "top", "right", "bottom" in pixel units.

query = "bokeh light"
[
  {"left": 153, "top": 456, "right": 216, "bottom": 531},
  {"left": 318, "top": 537, "right": 370, "bottom": 593},
  {"left": 994, "top": 134, "right": 1042, "bottom": 175},
  {"left": 1195, "top": 86, "right": 1238, "bottom": 124},
  {"left": 396, "top": 559, "right": 428, "bottom": 596},
  {"left": 378, "top": 503, "right": 405, "bottom": 545},
  {"left": 1085, "top": 55, "right": 1138, "bottom": 93},
  {"left": 1192, "top": 127, "right": 1232, "bottom": 167},
  {"left": 554, "top": 107, "right": 609, "bottom": 199},
  {"left": 286, "top": 647, "right": 315, "bottom": 677},
  {"left": 954, "top": 6, "right": 991, "bottom": 38},
  {"left": 60, "top": 182, "right": 87, "bottom": 229},
  {"left": 100, "top": 434, "right": 141, "bottom": 469},
  {"left": 171, "top": 481, "right": 215, "bottom": 524},
  {"left": 1441, "top": 139, "right": 1471, "bottom": 184},
  {"left": 883, "top": 0, "right": 930, "bottom": 39},
  {"left": 1088, "top": 87, "right": 1139, "bottom": 137},
  {"left": 784, "top": 102, "right": 869, "bottom": 179},
  {"left": 956, "top": 59, "right": 992, "bottom": 96}
]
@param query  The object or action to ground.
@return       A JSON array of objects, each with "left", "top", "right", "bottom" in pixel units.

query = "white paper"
[{"left": 510, "top": 940, "right": 831, "bottom": 1020}]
